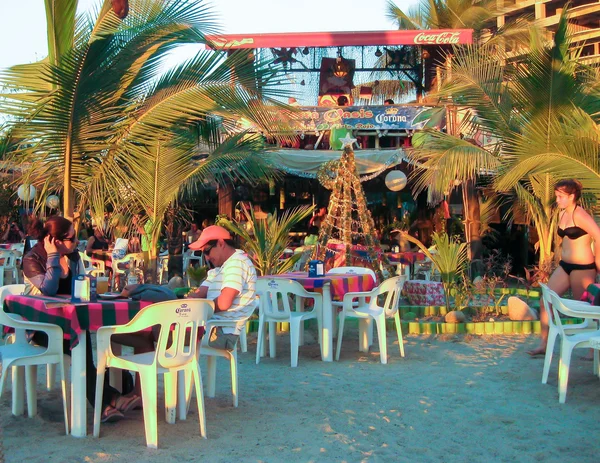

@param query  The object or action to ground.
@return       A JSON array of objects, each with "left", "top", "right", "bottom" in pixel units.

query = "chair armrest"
[{"left": 342, "top": 290, "right": 375, "bottom": 311}]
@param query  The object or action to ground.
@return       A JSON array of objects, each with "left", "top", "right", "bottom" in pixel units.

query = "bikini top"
[{"left": 557, "top": 206, "right": 588, "bottom": 240}]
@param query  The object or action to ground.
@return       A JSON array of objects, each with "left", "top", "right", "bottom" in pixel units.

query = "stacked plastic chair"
[{"left": 0, "top": 284, "right": 69, "bottom": 434}]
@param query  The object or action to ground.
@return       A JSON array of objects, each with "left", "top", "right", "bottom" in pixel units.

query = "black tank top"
[{"left": 57, "top": 269, "right": 73, "bottom": 296}]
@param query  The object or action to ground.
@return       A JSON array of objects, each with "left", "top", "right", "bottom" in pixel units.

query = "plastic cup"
[{"left": 97, "top": 277, "right": 109, "bottom": 295}]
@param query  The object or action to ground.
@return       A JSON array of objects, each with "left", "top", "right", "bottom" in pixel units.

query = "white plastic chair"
[
  {"left": 199, "top": 302, "right": 257, "bottom": 407},
  {"left": 0, "top": 251, "right": 20, "bottom": 284},
  {"left": 93, "top": 299, "right": 214, "bottom": 449},
  {"left": 9, "top": 243, "right": 24, "bottom": 255},
  {"left": 79, "top": 251, "right": 106, "bottom": 275},
  {"left": 111, "top": 252, "right": 144, "bottom": 288},
  {"left": 539, "top": 283, "right": 597, "bottom": 385},
  {"left": 0, "top": 285, "right": 69, "bottom": 434},
  {"left": 255, "top": 278, "right": 322, "bottom": 367},
  {"left": 336, "top": 276, "right": 406, "bottom": 364},
  {"left": 158, "top": 254, "right": 169, "bottom": 285},
  {"left": 548, "top": 291, "right": 600, "bottom": 403}
]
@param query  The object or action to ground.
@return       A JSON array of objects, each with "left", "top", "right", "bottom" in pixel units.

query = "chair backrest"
[
  {"left": 124, "top": 299, "right": 214, "bottom": 369},
  {"left": 327, "top": 266, "right": 377, "bottom": 283},
  {"left": 256, "top": 278, "right": 319, "bottom": 318},
  {"left": 548, "top": 291, "right": 571, "bottom": 336},
  {"left": 9, "top": 243, "right": 24, "bottom": 254},
  {"left": 0, "top": 251, "right": 18, "bottom": 268},
  {"left": 370, "top": 276, "right": 404, "bottom": 317},
  {"left": 0, "top": 284, "right": 26, "bottom": 307},
  {"left": 538, "top": 283, "right": 555, "bottom": 322}
]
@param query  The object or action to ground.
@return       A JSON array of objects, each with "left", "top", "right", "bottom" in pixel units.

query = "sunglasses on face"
[
  {"left": 59, "top": 235, "right": 76, "bottom": 242},
  {"left": 202, "top": 245, "right": 214, "bottom": 257}
]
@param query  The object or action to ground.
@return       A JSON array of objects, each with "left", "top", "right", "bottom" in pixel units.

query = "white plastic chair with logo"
[
  {"left": 0, "top": 284, "right": 69, "bottom": 434},
  {"left": 255, "top": 278, "right": 322, "bottom": 367},
  {"left": 548, "top": 290, "right": 600, "bottom": 403},
  {"left": 538, "top": 283, "right": 597, "bottom": 384},
  {"left": 93, "top": 299, "right": 214, "bottom": 448},
  {"left": 111, "top": 252, "right": 144, "bottom": 288},
  {"left": 336, "top": 276, "right": 406, "bottom": 364},
  {"left": 0, "top": 251, "right": 20, "bottom": 284}
]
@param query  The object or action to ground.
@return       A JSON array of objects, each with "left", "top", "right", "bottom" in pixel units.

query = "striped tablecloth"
[
  {"left": 385, "top": 252, "right": 426, "bottom": 265},
  {"left": 265, "top": 272, "right": 376, "bottom": 300},
  {"left": 3, "top": 294, "right": 151, "bottom": 348}
]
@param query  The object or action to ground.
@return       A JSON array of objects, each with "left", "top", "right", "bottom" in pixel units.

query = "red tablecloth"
[
  {"left": 265, "top": 272, "right": 376, "bottom": 300},
  {"left": 404, "top": 280, "right": 445, "bottom": 306},
  {"left": 386, "top": 252, "right": 426, "bottom": 265},
  {"left": 3, "top": 294, "right": 152, "bottom": 348}
]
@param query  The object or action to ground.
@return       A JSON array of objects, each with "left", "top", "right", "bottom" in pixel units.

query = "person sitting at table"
[
  {"left": 187, "top": 225, "right": 257, "bottom": 350},
  {"left": 86, "top": 226, "right": 110, "bottom": 257},
  {"left": 528, "top": 179, "right": 600, "bottom": 356},
  {"left": 22, "top": 216, "right": 142, "bottom": 423}
]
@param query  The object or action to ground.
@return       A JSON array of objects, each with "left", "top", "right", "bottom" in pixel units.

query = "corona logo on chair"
[{"left": 176, "top": 304, "right": 191, "bottom": 316}]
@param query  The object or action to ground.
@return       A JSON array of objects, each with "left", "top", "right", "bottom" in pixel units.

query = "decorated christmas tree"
[{"left": 312, "top": 136, "right": 392, "bottom": 279}]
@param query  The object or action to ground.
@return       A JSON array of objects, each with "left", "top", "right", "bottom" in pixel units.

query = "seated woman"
[
  {"left": 86, "top": 226, "right": 110, "bottom": 257},
  {"left": 23, "top": 216, "right": 142, "bottom": 423}
]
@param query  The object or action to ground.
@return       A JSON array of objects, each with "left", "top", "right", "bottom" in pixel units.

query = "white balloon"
[
  {"left": 385, "top": 170, "right": 407, "bottom": 191},
  {"left": 17, "top": 184, "right": 36, "bottom": 201},
  {"left": 46, "top": 194, "right": 60, "bottom": 209}
]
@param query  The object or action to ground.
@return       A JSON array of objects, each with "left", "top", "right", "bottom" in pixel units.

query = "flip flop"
[
  {"left": 114, "top": 394, "right": 142, "bottom": 414},
  {"left": 101, "top": 406, "right": 124, "bottom": 423}
]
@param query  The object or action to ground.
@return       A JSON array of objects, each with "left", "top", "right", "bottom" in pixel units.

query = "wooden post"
[{"left": 218, "top": 183, "right": 234, "bottom": 219}]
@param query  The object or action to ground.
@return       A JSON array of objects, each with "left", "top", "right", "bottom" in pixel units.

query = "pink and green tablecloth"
[
  {"left": 3, "top": 294, "right": 151, "bottom": 348},
  {"left": 263, "top": 272, "right": 376, "bottom": 300}
]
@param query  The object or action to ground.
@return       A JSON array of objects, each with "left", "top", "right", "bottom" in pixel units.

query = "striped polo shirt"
[{"left": 201, "top": 249, "right": 257, "bottom": 334}]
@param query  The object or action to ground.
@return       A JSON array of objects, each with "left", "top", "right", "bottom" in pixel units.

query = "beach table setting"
[
  {"left": 259, "top": 271, "right": 376, "bottom": 361},
  {"left": 385, "top": 251, "right": 426, "bottom": 278},
  {"left": 3, "top": 293, "right": 152, "bottom": 437}
]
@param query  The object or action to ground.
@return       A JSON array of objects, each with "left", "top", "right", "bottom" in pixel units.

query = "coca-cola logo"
[{"left": 413, "top": 32, "right": 461, "bottom": 45}]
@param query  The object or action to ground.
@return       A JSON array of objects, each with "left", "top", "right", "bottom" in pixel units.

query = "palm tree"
[
  {"left": 1, "top": 0, "right": 293, "bottom": 223},
  {"left": 405, "top": 8, "right": 600, "bottom": 272}
]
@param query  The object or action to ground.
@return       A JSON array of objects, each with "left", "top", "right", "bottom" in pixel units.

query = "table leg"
[
  {"left": 71, "top": 331, "right": 87, "bottom": 437},
  {"left": 321, "top": 283, "right": 333, "bottom": 362}
]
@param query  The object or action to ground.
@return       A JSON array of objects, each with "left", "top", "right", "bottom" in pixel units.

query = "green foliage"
[
  {"left": 218, "top": 205, "right": 314, "bottom": 276},
  {"left": 402, "top": 231, "right": 468, "bottom": 312},
  {"left": 187, "top": 265, "right": 208, "bottom": 286}
]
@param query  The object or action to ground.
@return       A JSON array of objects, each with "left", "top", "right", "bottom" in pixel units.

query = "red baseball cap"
[{"left": 189, "top": 225, "right": 232, "bottom": 251}]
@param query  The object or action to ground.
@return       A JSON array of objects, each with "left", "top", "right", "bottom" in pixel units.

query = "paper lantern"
[
  {"left": 385, "top": 171, "right": 407, "bottom": 191},
  {"left": 17, "top": 184, "right": 36, "bottom": 201},
  {"left": 46, "top": 195, "right": 60, "bottom": 209}
]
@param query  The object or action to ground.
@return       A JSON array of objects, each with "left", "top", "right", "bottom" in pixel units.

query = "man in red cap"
[{"left": 188, "top": 225, "right": 257, "bottom": 350}]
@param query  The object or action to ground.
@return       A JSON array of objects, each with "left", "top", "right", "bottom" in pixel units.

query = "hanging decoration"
[
  {"left": 385, "top": 170, "right": 408, "bottom": 191},
  {"left": 17, "top": 184, "right": 36, "bottom": 202},
  {"left": 316, "top": 160, "right": 340, "bottom": 189},
  {"left": 46, "top": 195, "right": 60, "bottom": 209},
  {"left": 312, "top": 139, "right": 393, "bottom": 280}
]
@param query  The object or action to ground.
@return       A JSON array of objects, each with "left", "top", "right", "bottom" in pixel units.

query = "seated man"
[{"left": 187, "top": 226, "right": 257, "bottom": 350}]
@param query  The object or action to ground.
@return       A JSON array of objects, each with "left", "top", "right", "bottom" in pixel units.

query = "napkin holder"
[
  {"left": 71, "top": 275, "right": 97, "bottom": 303},
  {"left": 308, "top": 260, "right": 324, "bottom": 278}
]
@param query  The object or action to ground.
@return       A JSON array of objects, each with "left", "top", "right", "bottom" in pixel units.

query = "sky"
[{"left": 0, "top": 0, "right": 418, "bottom": 70}]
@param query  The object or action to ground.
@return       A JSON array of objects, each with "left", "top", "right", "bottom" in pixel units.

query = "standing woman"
[{"left": 529, "top": 179, "right": 600, "bottom": 356}]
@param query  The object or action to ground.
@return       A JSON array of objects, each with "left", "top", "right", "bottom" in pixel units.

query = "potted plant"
[{"left": 218, "top": 205, "right": 314, "bottom": 276}]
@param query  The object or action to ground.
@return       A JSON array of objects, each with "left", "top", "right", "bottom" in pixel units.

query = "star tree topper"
[{"left": 339, "top": 135, "right": 357, "bottom": 148}]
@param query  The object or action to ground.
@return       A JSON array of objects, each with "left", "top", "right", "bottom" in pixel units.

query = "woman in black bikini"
[{"left": 528, "top": 179, "right": 600, "bottom": 356}]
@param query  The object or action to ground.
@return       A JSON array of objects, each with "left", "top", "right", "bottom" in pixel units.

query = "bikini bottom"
[{"left": 558, "top": 260, "right": 596, "bottom": 275}]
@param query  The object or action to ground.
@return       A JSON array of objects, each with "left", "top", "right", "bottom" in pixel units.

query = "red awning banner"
[{"left": 205, "top": 29, "right": 473, "bottom": 50}]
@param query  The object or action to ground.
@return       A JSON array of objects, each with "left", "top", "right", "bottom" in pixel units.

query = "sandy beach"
[{"left": 2, "top": 329, "right": 599, "bottom": 463}]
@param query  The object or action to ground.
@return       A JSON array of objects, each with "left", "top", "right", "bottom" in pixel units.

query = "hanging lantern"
[
  {"left": 46, "top": 194, "right": 60, "bottom": 209},
  {"left": 17, "top": 184, "right": 36, "bottom": 201},
  {"left": 385, "top": 171, "right": 407, "bottom": 192}
]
